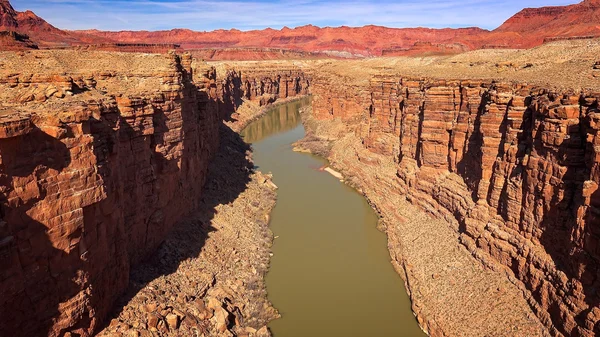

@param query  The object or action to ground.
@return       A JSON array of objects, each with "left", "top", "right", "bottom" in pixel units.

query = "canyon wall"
[
  {"left": 310, "top": 73, "right": 600, "bottom": 336},
  {"left": 0, "top": 51, "right": 309, "bottom": 337},
  {"left": 0, "top": 52, "right": 220, "bottom": 337},
  {"left": 217, "top": 65, "right": 310, "bottom": 120}
]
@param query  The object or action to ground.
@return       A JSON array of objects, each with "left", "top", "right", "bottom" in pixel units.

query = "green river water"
[{"left": 240, "top": 98, "right": 425, "bottom": 337}]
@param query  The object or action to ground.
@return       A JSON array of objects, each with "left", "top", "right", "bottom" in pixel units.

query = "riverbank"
[
  {"left": 294, "top": 104, "right": 550, "bottom": 337},
  {"left": 226, "top": 95, "right": 310, "bottom": 133},
  {"left": 97, "top": 112, "right": 282, "bottom": 337}
]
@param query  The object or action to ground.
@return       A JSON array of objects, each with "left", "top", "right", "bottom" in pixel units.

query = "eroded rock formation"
[
  {"left": 217, "top": 65, "right": 310, "bottom": 121},
  {"left": 0, "top": 0, "right": 111, "bottom": 48},
  {"left": 308, "top": 67, "right": 600, "bottom": 336},
  {"left": 0, "top": 51, "right": 220, "bottom": 336},
  {"left": 0, "top": 50, "right": 309, "bottom": 337}
]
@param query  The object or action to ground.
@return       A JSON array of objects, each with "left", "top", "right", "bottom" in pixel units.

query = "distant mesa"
[{"left": 1, "top": 0, "right": 600, "bottom": 58}]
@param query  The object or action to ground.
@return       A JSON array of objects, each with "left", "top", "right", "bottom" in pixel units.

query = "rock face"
[
  {"left": 0, "top": 0, "right": 18, "bottom": 29},
  {"left": 0, "top": 0, "right": 111, "bottom": 49},
  {"left": 309, "top": 71, "right": 600, "bottom": 336},
  {"left": 0, "top": 50, "right": 309, "bottom": 337},
  {"left": 216, "top": 65, "right": 310, "bottom": 121},
  {"left": 0, "top": 30, "right": 37, "bottom": 50},
  {"left": 495, "top": 0, "right": 600, "bottom": 47},
  {"left": 0, "top": 51, "right": 220, "bottom": 337}
]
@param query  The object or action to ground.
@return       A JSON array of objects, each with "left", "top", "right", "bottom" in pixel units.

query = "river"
[{"left": 240, "top": 97, "right": 425, "bottom": 337}]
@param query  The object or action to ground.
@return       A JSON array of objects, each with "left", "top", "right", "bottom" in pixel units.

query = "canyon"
[{"left": 2, "top": 0, "right": 600, "bottom": 336}]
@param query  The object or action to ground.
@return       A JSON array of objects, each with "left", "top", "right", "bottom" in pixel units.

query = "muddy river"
[{"left": 241, "top": 98, "right": 425, "bottom": 337}]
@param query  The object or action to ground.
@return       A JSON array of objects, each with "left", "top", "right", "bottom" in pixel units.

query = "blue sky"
[{"left": 11, "top": 0, "right": 577, "bottom": 32}]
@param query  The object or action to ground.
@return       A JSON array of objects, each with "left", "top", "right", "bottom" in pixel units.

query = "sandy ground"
[
  {"left": 211, "top": 38, "right": 600, "bottom": 91},
  {"left": 305, "top": 38, "right": 600, "bottom": 91}
]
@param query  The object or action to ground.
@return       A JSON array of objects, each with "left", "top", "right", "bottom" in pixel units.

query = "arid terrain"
[
  {"left": 3, "top": 0, "right": 600, "bottom": 57},
  {"left": 0, "top": 49, "right": 309, "bottom": 337},
  {"left": 2, "top": 0, "right": 600, "bottom": 336}
]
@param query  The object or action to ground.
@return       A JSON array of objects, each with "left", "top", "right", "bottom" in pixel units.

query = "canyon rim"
[{"left": 1, "top": 0, "right": 600, "bottom": 336}]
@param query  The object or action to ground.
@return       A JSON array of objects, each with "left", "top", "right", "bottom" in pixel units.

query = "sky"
[{"left": 11, "top": 0, "right": 577, "bottom": 32}]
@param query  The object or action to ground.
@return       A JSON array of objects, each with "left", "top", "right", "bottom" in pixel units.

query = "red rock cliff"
[
  {"left": 0, "top": 51, "right": 309, "bottom": 337},
  {"left": 311, "top": 72, "right": 600, "bottom": 336},
  {"left": 217, "top": 65, "right": 310, "bottom": 119},
  {"left": 5, "top": 0, "right": 600, "bottom": 57},
  {"left": 0, "top": 52, "right": 221, "bottom": 336}
]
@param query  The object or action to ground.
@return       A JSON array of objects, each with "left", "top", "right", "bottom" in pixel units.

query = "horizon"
[{"left": 11, "top": 0, "right": 578, "bottom": 32}]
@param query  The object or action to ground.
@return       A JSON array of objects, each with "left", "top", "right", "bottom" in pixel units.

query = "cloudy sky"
[{"left": 11, "top": 0, "right": 577, "bottom": 32}]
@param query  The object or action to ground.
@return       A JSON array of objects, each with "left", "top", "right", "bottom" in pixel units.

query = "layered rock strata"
[
  {"left": 0, "top": 51, "right": 308, "bottom": 337},
  {"left": 307, "top": 70, "right": 600, "bottom": 336},
  {"left": 216, "top": 64, "right": 310, "bottom": 121},
  {"left": 97, "top": 124, "right": 279, "bottom": 337},
  {"left": 0, "top": 51, "right": 220, "bottom": 337}
]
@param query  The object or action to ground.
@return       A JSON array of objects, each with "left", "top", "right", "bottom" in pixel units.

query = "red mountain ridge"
[{"left": 2, "top": 0, "right": 600, "bottom": 57}]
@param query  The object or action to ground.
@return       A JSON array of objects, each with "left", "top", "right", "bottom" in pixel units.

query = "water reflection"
[{"left": 240, "top": 97, "right": 310, "bottom": 144}]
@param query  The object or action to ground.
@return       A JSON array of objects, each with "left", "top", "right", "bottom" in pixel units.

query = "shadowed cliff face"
[
  {"left": 0, "top": 54, "right": 220, "bottom": 337},
  {"left": 310, "top": 74, "right": 600, "bottom": 336},
  {"left": 0, "top": 51, "right": 310, "bottom": 336},
  {"left": 0, "top": 127, "right": 76, "bottom": 336}
]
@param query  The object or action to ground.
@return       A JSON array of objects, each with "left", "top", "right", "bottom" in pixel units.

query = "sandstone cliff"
[
  {"left": 304, "top": 44, "right": 600, "bottom": 336},
  {"left": 0, "top": 50, "right": 309, "bottom": 337},
  {"left": 495, "top": 0, "right": 600, "bottom": 47},
  {"left": 0, "top": 51, "right": 221, "bottom": 336}
]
